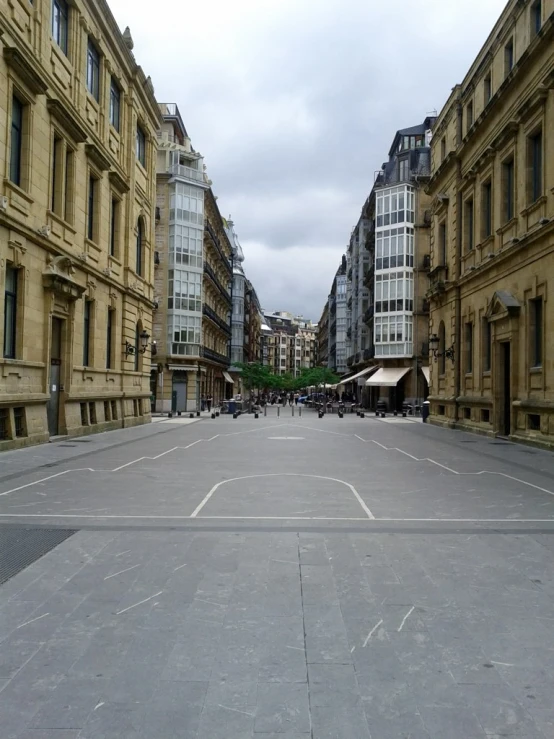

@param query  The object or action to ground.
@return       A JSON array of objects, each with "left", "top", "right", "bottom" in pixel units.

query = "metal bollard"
[
  {"left": 216, "top": 410, "right": 220, "bottom": 417},
  {"left": 299, "top": 406, "right": 302, "bottom": 417},
  {"left": 211, "top": 412, "right": 215, "bottom": 419},
  {"left": 338, "top": 411, "right": 343, "bottom": 419},
  {"left": 264, "top": 405, "right": 267, "bottom": 417},
  {"left": 360, "top": 412, "right": 365, "bottom": 418},
  {"left": 233, "top": 412, "right": 238, "bottom": 419},
  {"left": 189, "top": 413, "right": 194, "bottom": 418},
  {"left": 375, "top": 410, "right": 379, "bottom": 417},
  {"left": 197, "top": 411, "right": 200, "bottom": 417},
  {"left": 254, "top": 412, "right": 259, "bottom": 419},
  {"left": 277, "top": 406, "right": 280, "bottom": 417},
  {"left": 356, "top": 410, "right": 360, "bottom": 417},
  {"left": 381, "top": 412, "right": 385, "bottom": 418},
  {"left": 393, "top": 410, "right": 397, "bottom": 416},
  {"left": 291, "top": 405, "right": 294, "bottom": 417}
]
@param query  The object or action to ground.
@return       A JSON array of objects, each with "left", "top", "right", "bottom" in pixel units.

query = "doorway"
[
  {"left": 171, "top": 373, "right": 187, "bottom": 413},
  {"left": 500, "top": 342, "right": 511, "bottom": 436},
  {"left": 47, "top": 317, "right": 63, "bottom": 436}
]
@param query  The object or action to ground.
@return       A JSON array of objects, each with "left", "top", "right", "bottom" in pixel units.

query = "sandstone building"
[
  {"left": 0, "top": 0, "right": 160, "bottom": 448},
  {"left": 427, "top": 0, "right": 554, "bottom": 448}
]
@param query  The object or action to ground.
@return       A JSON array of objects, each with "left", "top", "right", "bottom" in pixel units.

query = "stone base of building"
[{"left": 0, "top": 397, "right": 151, "bottom": 453}]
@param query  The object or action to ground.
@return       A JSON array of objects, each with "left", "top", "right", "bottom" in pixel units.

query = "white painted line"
[
  {"left": 112, "top": 439, "right": 204, "bottom": 472},
  {"left": 94, "top": 702, "right": 105, "bottom": 711},
  {"left": 17, "top": 613, "right": 49, "bottom": 629},
  {"left": 189, "top": 473, "right": 374, "bottom": 520},
  {"left": 217, "top": 705, "right": 255, "bottom": 718},
  {"left": 173, "top": 563, "right": 188, "bottom": 571},
  {"left": 268, "top": 437, "right": 305, "bottom": 440},
  {"left": 286, "top": 646, "right": 304, "bottom": 651},
  {"left": 354, "top": 438, "right": 554, "bottom": 497},
  {"left": 0, "top": 513, "right": 370, "bottom": 521},
  {"left": 397, "top": 606, "right": 415, "bottom": 632},
  {"left": 490, "top": 661, "right": 514, "bottom": 667},
  {"left": 0, "top": 469, "right": 95, "bottom": 497},
  {"left": 115, "top": 550, "right": 131, "bottom": 557},
  {"left": 116, "top": 590, "right": 163, "bottom": 615},
  {"left": 363, "top": 619, "right": 383, "bottom": 647},
  {"left": 104, "top": 564, "right": 140, "bottom": 580}
]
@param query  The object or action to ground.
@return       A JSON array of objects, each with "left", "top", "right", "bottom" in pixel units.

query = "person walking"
[{"left": 206, "top": 394, "right": 212, "bottom": 412}]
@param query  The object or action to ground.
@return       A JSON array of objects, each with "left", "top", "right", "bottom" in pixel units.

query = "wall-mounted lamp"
[
  {"left": 429, "top": 333, "right": 455, "bottom": 363},
  {"left": 125, "top": 330, "right": 151, "bottom": 357}
]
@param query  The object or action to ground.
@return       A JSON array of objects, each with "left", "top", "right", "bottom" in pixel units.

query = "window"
[
  {"left": 110, "top": 197, "right": 119, "bottom": 257},
  {"left": 136, "top": 125, "right": 146, "bottom": 166},
  {"left": 64, "top": 147, "right": 74, "bottom": 223},
  {"left": 439, "top": 222, "right": 447, "bottom": 266},
  {"left": 531, "top": 0, "right": 542, "bottom": 37},
  {"left": 136, "top": 219, "right": 144, "bottom": 276},
  {"left": 106, "top": 308, "right": 114, "bottom": 369},
  {"left": 504, "top": 38, "right": 514, "bottom": 76},
  {"left": 51, "top": 135, "right": 64, "bottom": 215},
  {"left": 440, "top": 136, "right": 446, "bottom": 161},
  {"left": 87, "top": 174, "right": 97, "bottom": 241},
  {"left": 527, "top": 413, "right": 541, "bottom": 431},
  {"left": 530, "top": 297, "right": 543, "bottom": 368},
  {"left": 83, "top": 299, "right": 92, "bottom": 367},
  {"left": 0, "top": 409, "right": 8, "bottom": 440},
  {"left": 134, "top": 324, "right": 140, "bottom": 372},
  {"left": 465, "top": 323, "right": 473, "bottom": 374},
  {"left": 528, "top": 129, "right": 543, "bottom": 203},
  {"left": 398, "top": 158, "right": 409, "bottom": 181},
  {"left": 465, "top": 198, "right": 474, "bottom": 251},
  {"left": 466, "top": 101, "right": 474, "bottom": 134},
  {"left": 10, "top": 95, "right": 23, "bottom": 186},
  {"left": 13, "top": 407, "right": 25, "bottom": 438},
  {"left": 86, "top": 39, "right": 100, "bottom": 101},
  {"left": 484, "top": 72, "right": 492, "bottom": 105},
  {"left": 89, "top": 402, "right": 97, "bottom": 424},
  {"left": 4, "top": 266, "right": 18, "bottom": 359},
  {"left": 109, "top": 78, "right": 120, "bottom": 131},
  {"left": 502, "top": 158, "right": 514, "bottom": 222},
  {"left": 438, "top": 321, "right": 446, "bottom": 376},
  {"left": 52, "top": 0, "right": 68, "bottom": 55},
  {"left": 482, "top": 181, "right": 492, "bottom": 239},
  {"left": 483, "top": 319, "right": 492, "bottom": 372}
]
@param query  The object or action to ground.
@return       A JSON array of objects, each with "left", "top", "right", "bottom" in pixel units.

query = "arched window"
[
  {"left": 136, "top": 219, "right": 144, "bottom": 277},
  {"left": 438, "top": 321, "right": 446, "bottom": 376}
]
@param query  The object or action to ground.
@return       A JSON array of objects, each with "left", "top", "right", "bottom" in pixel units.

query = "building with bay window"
[
  {"left": 427, "top": 0, "right": 554, "bottom": 448},
  {"left": 0, "top": 0, "right": 160, "bottom": 449},
  {"left": 152, "top": 103, "right": 232, "bottom": 412}
]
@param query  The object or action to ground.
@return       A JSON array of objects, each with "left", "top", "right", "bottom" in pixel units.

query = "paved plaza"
[{"left": 1, "top": 410, "right": 554, "bottom": 738}]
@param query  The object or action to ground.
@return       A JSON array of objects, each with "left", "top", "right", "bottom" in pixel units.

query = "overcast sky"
[{"left": 110, "top": 0, "right": 507, "bottom": 322}]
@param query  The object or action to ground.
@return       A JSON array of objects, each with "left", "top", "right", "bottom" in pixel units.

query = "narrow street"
[{"left": 1, "top": 412, "right": 554, "bottom": 738}]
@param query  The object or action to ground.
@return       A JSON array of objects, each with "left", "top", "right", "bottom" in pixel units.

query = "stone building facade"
[
  {"left": 151, "top": 103, "right": 232, "bottom": 412},
  {"left": 427, "top": 0, "right": 554, "bottom": 448},
  {"left": 265, "top": 311, "right": 317, "bottom": 377},
  {"left": 0, "top": 0, "right": 160, "bottom": 449}
]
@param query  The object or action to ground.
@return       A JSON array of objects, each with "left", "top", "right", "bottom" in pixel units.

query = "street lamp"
[
  {"left": 125, "top": 330, "right": 151, "bottom": 357},
  {"left": 429, "top": 333, "right": 455, "bottom": 363}
]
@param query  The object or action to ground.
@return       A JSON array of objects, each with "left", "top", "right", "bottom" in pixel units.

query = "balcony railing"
[
  {"left": 363, "top": 305, "right": 374, "bottom": 324},
  {"left": 168, "top": 162, "right": 205, "bottom": 183},
  {"left": 363, "top": 347, "right": 375, "bottom": 361},
  {"left": 203, "top": 262, "right": 231, "bottom": 304},
  {"left": 201, "top": 346, "right": 230, "bottom": 366},
  {"left": 347, "top": 354, "right": 355, "bottom": 367},
  {"left": 202, "top": 303, "right": 231, "bottom": 337},
  {"left": 205, "top": 222, "right": 233, "bottom": 278}
]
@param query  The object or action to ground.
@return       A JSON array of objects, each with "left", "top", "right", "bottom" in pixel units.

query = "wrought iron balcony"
[
  {"left": 203, "top": 262, "right": 231, "bottom": 304},
  {"left": 347, "top": 354, "right": 355, "bottom": 367},
  {"left": 363, "top": 347, "right": 375, "bottom": 361},
  {"left": 205, "top": 222, "right": 233, "bottom": 278},
  {"left": 202, "top": 303, "right": 231, "bottom": 337},
  {"left": 363, "top": 305, "right": 374, "bottom": 324},
  {"left": 201, "top": 346, "right": 230, "bottom": 366}
]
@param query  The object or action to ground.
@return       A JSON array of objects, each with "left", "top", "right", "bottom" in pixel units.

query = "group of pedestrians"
[
  {"left": 254, "top": 392, "right": 298, "bottom": 407},
  {"left": 200, "top": 395, "right": 213, "bottom": 411}
]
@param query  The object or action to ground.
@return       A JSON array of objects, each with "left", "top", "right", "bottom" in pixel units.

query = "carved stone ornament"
[{"left": 42, "top": 255, "right": 85, "bottom": 302}]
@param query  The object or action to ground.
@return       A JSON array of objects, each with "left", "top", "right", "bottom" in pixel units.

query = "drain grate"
[{"left": 0, "top": 527, "right": 77, "bottom": 586}]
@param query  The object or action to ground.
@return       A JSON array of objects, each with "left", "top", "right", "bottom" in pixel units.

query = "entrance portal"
[{"left": 47, "top": 317, "right": 63, "bottom": 436}]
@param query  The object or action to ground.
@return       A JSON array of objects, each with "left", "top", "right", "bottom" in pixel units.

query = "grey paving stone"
[
  {"left": 195, "top": 703, "right": 255, "bottom": 738},
  {"left": 311, "top": 705, "right": 371, "bottom": 738},
  {"left": 205, "top": 680, "right": 258, "bottom": 710},
  {"left": 458, "top": 683, "right": 545, "bottom": 738},
  {"left": 16, "top": 731, "right": 80, "bottom": 739},
  {"left": 0, "top": 637, "right": 42, "bottom": 679},
  {"left": 77, "top": 702, "right": 141, "bottom": 739},
  {"left": 419, "top": 705, "right": 487, "bottom": 739},
  {"left": 254, "top": 682, "right": 310, "bottom": 734},
  {"left": 29, "top": 676, "right": 106, "bottom": 729}
]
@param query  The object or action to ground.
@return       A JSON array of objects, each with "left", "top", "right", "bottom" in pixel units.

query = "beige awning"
[
  {"left": 223, "top": 371, "right": 234, "bottom": 384},
  {"left": 421, "top": 366, "right": 430, "bottom": 384},
  {"left": 338, "top": 366, "right": 377, "bottom": 386},
  {"left": 365, "top": 367, "right": 411, "bottom": 387}
]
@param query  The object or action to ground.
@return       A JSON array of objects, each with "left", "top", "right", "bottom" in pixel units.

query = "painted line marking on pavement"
[
  {"left": 354, "top": 437, "right": 554, "bottom": 497},
  {"left": 189, "top": 473, "right": 374, "bottom": 520},
  {"left": 173, "top": 563, "right": 188, "bottom": 571},
  {"left": 104, "top": 564, "right": 140, "bottom": 580},
  {"left": 116, "top": 590, "right": 163, "bottom": 615},
  {"left": 1, "top": 515, "right": 554, "bottom": 523},
  {"left": 363, "top": 619, "right": 383, "bottom": 646},
  {"left": 0, "top": 438, "right": 213, "bottom": 498},
  {"left": 16, "top": 613, "right": 50, "bottom": 629},
  {"left": 398, "top": 606, "right": 415, "bottom": 632}
]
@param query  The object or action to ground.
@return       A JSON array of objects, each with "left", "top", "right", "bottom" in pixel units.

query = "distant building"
[{"left": 264, "top": 311, "right": 317, "bottom": 377}]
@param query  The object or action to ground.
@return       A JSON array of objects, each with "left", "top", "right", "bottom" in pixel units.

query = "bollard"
[
  {"left": 178, "top": 411, "right": 181, "bottom": 417},
  {"left": 264, "top": 405, "right": 267, "bottom": 417},
  {"left": 402, "top": 411, "right": 407, "bottom": 417},
  {"left": 299, "top": 406, "right": 302, "bottom": 417},
  {"left": 189, "top": 413, "right": 194, "bottom": 419},
  {"left": 216, "top": 411, "right": 220, "bottom": 417},
  {"left": 168, "top": 412, "right": 173, "bottom": 418},
  {"left": 292, "top": 405, "right": 294, "bottom": 417},
  {"left": 211, "top": 412, "right": 215, "bottom": 419},
  {"left": 375, "top": 410, "right": 379, "bottom": 417},
  {"left": 318, "top": 411, "right": 323, "bottom": 419},
  {"left": 381, "top": 412, "right": 385, "bottom": 418},
  {"left": 233, "top": 412, "right": 238, "bottom": 419},
  {"left": 277, "top": 406, "right": 280, "bottom": 417},
  {"left": 356, "top": 410, "right": 360, "bottom": 417},
  {"left": 393, "top": 410, "right": 397, "bottom": 417},
  {"left": 360, "top": 412, "right": 365, "bottom": 418},
  {"left": 197, "top": 411, "right": 200, "bottom": 417},
  {"left": 254, "top": 412, "right": 259, "bottom": 419},
  {"left": 338, "top": 411, "right": 343, "bottom": 419}
]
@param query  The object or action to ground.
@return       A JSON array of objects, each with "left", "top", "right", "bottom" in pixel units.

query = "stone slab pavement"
[{"left": 0, "top": 411, "right": 553, "bottom": 738}]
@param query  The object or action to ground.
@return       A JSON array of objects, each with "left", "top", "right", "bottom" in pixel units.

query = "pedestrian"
[
  {"left": 201, "top": 395, "right": 206, "bottom": 411},
  {"left": 206, "top": 394, "right": 212, "bottom": 412}
]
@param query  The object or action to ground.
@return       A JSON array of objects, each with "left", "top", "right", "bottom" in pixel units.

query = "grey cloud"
[{"left": 110, "top": 0, "right": 507, "bottom": 318}]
